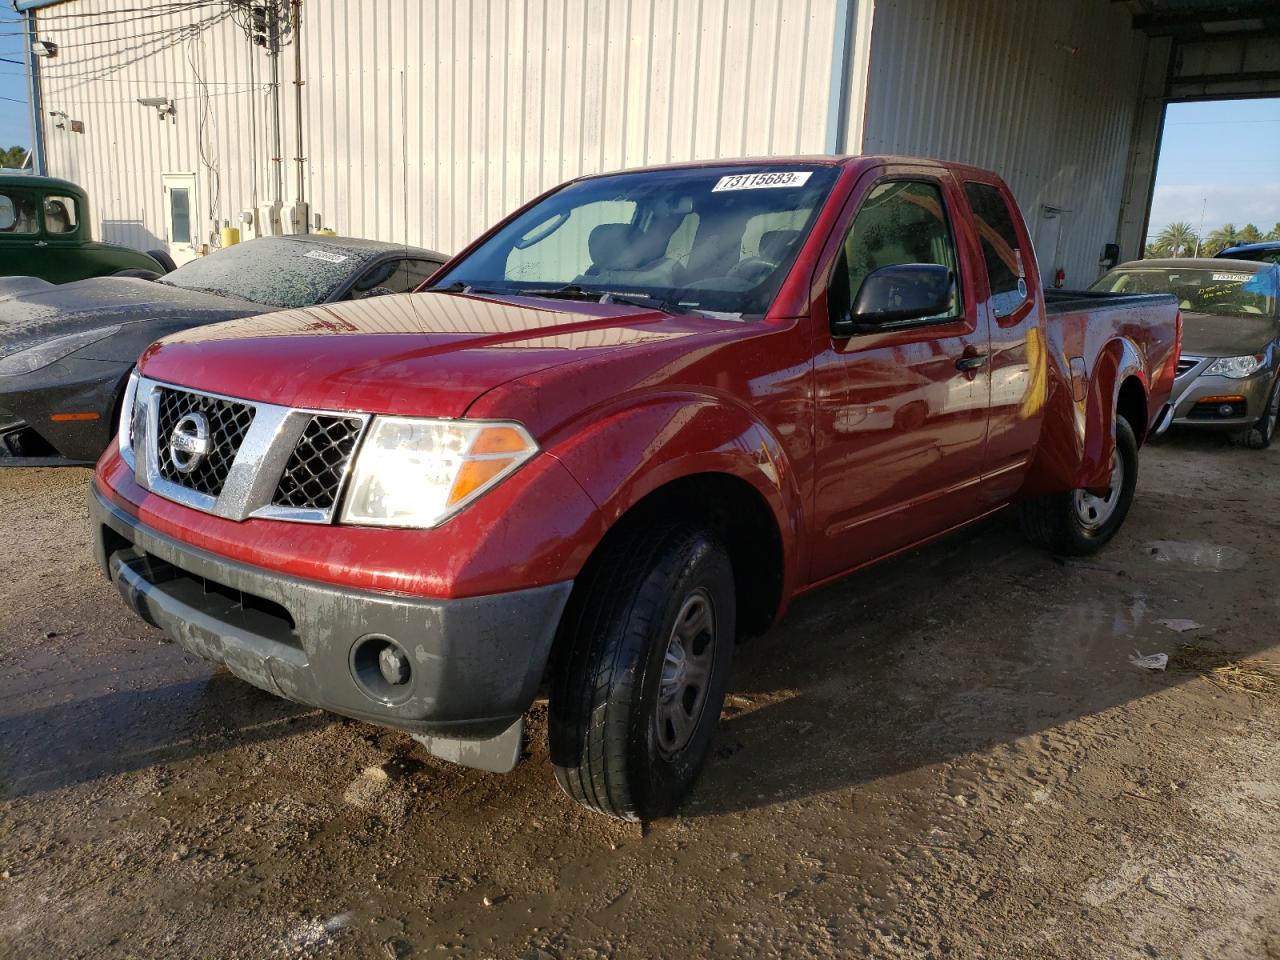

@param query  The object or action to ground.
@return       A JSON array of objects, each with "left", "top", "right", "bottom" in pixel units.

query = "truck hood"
[
  {"left": 0, "top": 276, "right": 260, "bottom": 358},
  {"left": 139, "top": 292, "right": 711, "bottom": 418},
  {"left": 1180, "top": 311, "right": 1280, "bottom": 359}
]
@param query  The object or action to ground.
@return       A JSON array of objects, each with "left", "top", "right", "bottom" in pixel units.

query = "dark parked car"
[
  {"left": 1216, "top": 241, "right": 1280, "bottom": 265},
  {"left": 1091, "top": 258, "right": 1280, "bottom": 448},
  {"left": 0, "top": 234, "right": 446, "bottom": 465},
  {"left": 0, "top": 174, "right": 173, "bottom": 281}
]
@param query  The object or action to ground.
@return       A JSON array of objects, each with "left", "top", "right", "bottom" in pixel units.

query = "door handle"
[
  {"left": 33, "top": 240, "right": 48, "bottom": 248},
  {"left": 955, "top": 353, "right": 988, "bottom": 371}
]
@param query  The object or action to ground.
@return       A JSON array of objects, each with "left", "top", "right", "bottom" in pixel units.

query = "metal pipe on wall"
[
  {"left": 23, "top": 10, "right": 47, "bottom": 175},
  {"left": 270, "top": 0, "right": 283, "bottom": 205},
  {"left": 292, "top": 0, "right": 304, "bottom": 206}
]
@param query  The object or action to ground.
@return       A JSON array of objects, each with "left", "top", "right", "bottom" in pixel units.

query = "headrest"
[
  {"left": 759, "top": 229, "right": 800, "bottom": 263},
  {"left": 589, "top": 223, "right": 666, "bottom": 272}
]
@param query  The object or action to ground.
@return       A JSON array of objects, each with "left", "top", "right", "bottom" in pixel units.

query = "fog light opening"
[{"left": 350, "top": 634, "right": 414, "bottom": 704}]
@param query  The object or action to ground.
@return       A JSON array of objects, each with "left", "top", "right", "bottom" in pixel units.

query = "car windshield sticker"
[
  {"left": 711, "top": 171, "right": 813, "bottom": 192},
  {"left": 1211, "top": 273, "right": 1250, "bottom": 282},
  {"left": 305, "top": 249, "right": 348, "bottom": 263}
]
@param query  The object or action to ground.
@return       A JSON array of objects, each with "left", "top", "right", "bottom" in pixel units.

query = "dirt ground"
[{"left": 2, "top": 432, "right": 1278, "bottom": 960}]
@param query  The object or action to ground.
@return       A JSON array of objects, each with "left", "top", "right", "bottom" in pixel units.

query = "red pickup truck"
[{"left": 92, "top": 157, "right": 1180, "bottom": 821}]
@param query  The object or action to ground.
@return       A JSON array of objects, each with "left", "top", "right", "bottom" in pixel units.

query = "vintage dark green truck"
[{"left": 0, "top": 174, "right": 172, "bottom": 283}]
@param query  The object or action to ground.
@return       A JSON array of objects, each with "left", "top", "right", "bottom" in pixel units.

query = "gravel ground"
[{"left": 2, "top": 432, "right": 1278, "bottom": 959}]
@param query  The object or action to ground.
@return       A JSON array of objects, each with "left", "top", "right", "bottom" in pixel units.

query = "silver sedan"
[{"left": 1091, "top": 258, "right": 1280, "bottom": 449}]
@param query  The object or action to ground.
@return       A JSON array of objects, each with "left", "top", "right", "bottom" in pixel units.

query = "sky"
[
  {"left": 0, "top": 5, "right": 30, "bottom": 153},
  {"left": 1148, "top": 98, "right": 1280, "bottom": 239}
]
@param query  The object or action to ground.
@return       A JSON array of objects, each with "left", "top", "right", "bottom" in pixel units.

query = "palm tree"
[
  {"left": 1204, "top": 224, "right": 1243, "bottom": 256},
  {"left": 1239, "top": 224, "right": 1264, "bottom": 245},
  {"left": 1152, "top": 221, "right": 1199, "bottom": 258}
]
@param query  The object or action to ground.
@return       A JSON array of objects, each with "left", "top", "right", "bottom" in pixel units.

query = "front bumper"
[
  {"left": 91, "top": 481, "right": 573, "bottom": 747},
  {"left": 1166, "top": 359, "right": 1274, "bottom": 431},
  {"left": 0, "top": 357, "right": 128, "bottom": 464}
]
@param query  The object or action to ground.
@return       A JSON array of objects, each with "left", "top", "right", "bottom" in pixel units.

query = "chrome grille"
[
  {"left": 154, "top": 386, "right": 255, "bottom": 495},
  {"left": 271, "top": 415, "right": 364, "bottom": 511},
  {"left": 1176, "top": 357, "right": 1200, "bottom": 377}
]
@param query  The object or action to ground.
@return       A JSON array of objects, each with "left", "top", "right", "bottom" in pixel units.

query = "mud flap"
[
  {"left": 412, "top": 717, "right": 525, "bottom": 774},
  {"left": 1153, "top": 402, "right": 1175, "bottom": 436}
]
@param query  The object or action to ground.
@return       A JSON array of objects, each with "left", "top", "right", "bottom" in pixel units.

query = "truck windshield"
[
  {"left": 156, "top": 237, "right": 374, "bottom": 308},
  {"left": 1091, "top": 265, "right": 1278, "bottom": 318},
  {"left": 431, "top": 164, "right": 840, "bottom": 318}
]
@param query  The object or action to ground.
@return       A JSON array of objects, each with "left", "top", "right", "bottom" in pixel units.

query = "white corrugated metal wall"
[
  {"left": 293, "top": 0, "right": 840, "bottom": 253},
  {"left": 37, "top": 0, "right": 841, "bottom": 257},
  {"left": 856, "top": 0, "right": 1149, "bottom": 286},
  {"left": 36, "top": 0, "right": 274, "bottom": 254}
]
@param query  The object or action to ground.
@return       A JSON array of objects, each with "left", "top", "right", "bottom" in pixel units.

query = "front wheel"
[
  {"left": 1019, "top": 416, "right": 1139, "bottom": 556},
  {"left": 548, "top": 523, "right": 735, "bottom": 821},
  {"left": 1232, "top": 375, "right": 1280, "bottom": 450}
]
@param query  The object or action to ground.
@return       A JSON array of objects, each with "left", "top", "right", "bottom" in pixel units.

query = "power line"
[{"left": 29, "top": 1, "right": 220, "bottom": 20}]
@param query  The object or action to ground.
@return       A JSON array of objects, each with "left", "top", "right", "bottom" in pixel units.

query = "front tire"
[
  {"left": 1232, "top": 375, "right": 1280, "bottom": 450},
  {"left": 548, "top": 523, "right": 735, "bottom": 821},
  {"left": 1019, "top": 416, "right": 1139, "bottom": 556}
]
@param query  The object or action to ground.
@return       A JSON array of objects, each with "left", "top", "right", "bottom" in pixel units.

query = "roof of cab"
[
  {"left": 1115, "top": 257, "right": 1272, "bottom": 272},
  {"left": 0, "top": 173, "right": 86, "bottom": 196}
]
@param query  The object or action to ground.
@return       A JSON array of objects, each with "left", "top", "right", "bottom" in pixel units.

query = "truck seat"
[{"left": 576, "top": 223, "right": 682, "bottom": 288}]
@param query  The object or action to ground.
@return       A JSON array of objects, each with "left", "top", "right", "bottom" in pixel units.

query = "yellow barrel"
[{"left": 220, "top": 226, "right": 241, "bottom": 247}]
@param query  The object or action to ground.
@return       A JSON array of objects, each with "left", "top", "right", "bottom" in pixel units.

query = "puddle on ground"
[{"left": 1147, "top": 540, "right": 1248, "bottom": 572}]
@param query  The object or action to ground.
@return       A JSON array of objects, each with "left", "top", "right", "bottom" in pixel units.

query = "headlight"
[
  {"left": 340, "top": 417, "right": 538, "bottom": 528},
  {"left": 1205, "top": 354, "right": 1264, "bottom": 379},
  {"left": 0, "top": 324, "right": 123, "bottom": 377},
  {"left": 117, "top": 370, "right": 141, "bottom": 467}
]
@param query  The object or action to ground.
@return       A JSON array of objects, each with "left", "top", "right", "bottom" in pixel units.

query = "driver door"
[{"left": 809, "top": 169, "right": 991, "bottom": 582}]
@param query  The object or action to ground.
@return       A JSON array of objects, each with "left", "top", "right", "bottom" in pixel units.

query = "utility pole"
[{"left": 1193, "top": 197, "right": 1206, "bottom": 258}]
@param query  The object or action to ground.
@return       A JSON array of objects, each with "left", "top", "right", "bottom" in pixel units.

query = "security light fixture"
[
  {"left": 136, "top": 97, "right": 176, "bottom": 121},
  {"left": 32, "top": 39, "right": 57, "bottom": 58}
]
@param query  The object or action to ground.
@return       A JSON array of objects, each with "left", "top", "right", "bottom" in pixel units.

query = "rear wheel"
[
  {"left": 548, "top": 523, "right": 735, "bottom": 821},
  {"left": 1019, "top": 416, "right": 1138, "bottom": 556},
  {"left": 145, "top": 249, "right": 177, "bottom": 273},
  {"left": 1232, "top": 375, "right": 1280, "bottom": 450}
]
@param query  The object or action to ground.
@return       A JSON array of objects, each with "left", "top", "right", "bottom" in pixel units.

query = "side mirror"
[
  {"left": 833, "top": 263, "right": 955, "bottom": 335},
  {"left": 1099, "top": 243, "right": 1120, "bottom": 270}
]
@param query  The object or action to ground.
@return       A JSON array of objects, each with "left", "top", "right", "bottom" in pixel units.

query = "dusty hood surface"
[
  {"left": 140, "top": 292, "right": 708, "bottom": 418},
  {"left": 1180, "top": 311, "right": 1280, "bottom": 359},
  {"left": 0, "top": 276, "right": 261, "bottom": 357}
]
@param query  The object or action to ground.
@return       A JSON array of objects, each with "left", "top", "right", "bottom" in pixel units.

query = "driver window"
[
  {"left": 0, "top": 191, "right": 38, "bottom": 234},
  {"left": 349, "top": 260, "right": 400, "bottom": 299},
  {"left": 832, "top": 180, "right": 961, "bottom": 323}
]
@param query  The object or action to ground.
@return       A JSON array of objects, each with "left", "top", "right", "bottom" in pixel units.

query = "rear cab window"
[
  {"left": 43, "top": 195, "right": 79, "bottom": 235},
  {"left": 964, "top": 181, "right": 1029, "bottom": 316}
]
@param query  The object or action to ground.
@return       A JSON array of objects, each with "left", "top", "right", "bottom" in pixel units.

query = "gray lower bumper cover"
[{"left": 90, "top": 482, "right": 572, "bottom": 766}]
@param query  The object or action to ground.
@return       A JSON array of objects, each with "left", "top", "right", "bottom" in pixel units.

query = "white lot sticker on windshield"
[
  {"left": 712, "top": 171, "right": 813, "bottom": 192},
  {"left": 1212, "top": 273, "right": 1251, "bottom": 282},
  {"left": 304, "top": 249, "right": 348, "bottom": 263}
]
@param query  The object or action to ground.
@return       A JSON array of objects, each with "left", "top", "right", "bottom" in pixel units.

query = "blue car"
[{"left": 1216, "top": 241, "right": 1280, "bottom": 265}]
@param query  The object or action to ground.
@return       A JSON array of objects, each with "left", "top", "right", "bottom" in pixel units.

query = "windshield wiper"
[
  {"left": 514, "top": 285, "right": 681, "bottom": 315},
  {"left": 428, "top": 281, "right": 507, "bottom": 296}
]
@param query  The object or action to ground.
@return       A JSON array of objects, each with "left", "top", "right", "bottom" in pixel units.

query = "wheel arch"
[{"left": 565, "top": 471, "right": 787, "bottom": 641}]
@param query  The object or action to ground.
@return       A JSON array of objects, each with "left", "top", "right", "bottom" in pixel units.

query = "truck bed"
[{"left": 1043, "top": 288, "right": 1177, "bottom": 316}]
